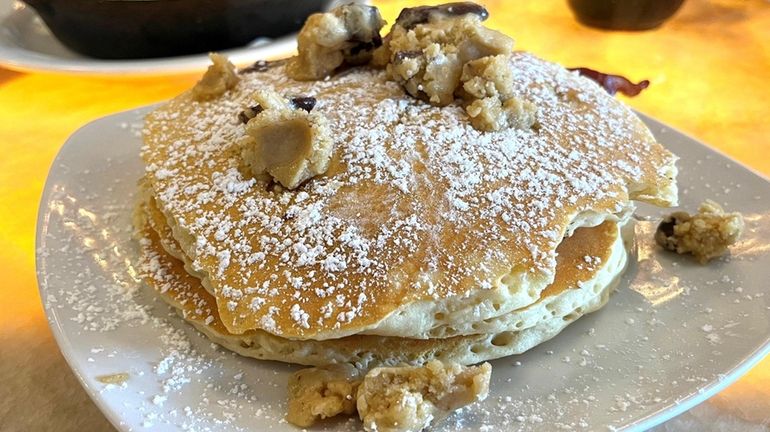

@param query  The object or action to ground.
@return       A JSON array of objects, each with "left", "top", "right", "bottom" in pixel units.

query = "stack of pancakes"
[{"left": 135, "top": 52, "right": 677, "bottom": 369}]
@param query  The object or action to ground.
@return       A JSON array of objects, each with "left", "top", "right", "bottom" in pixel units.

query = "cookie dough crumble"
[
  {"left": 655, "top": 199, "right": 744, "bottom": 263},
  {"left": 460, "top": 54, "right": 515, "bottom": 99},
  {"left": 286, "top": 2, "right": 537, "bottom": 132},
  {"left": 240, "top": 90, "right": 332, "bottom": 189},
  {"left": 371, "top": 2, "right": 536, "bottom": 132},
  {"left": 191, "top": 53, "right": 239, "bottom": 100},
  {"left": 377, "top": 5, "right": 514, "bottom": 106},
  {"left": 95, "top": 372, "right": 130, "bottom": 385},
  {"left": 285, "top": 361, "right": 491, "bottom": 431},
  {"left": 357, "top": 361, "right": 492, "bottom": 432},
  {"left": 465, "top": 96, "right": 536, "bottom": 132},
  {"left": 286, "top": 364, "right": 362, "bottom": 427},
  {"left": 460, "top": 55, "right": 537, "bottom": 131},
  {"left": 287, "top": 4, "right": 385, "bottom": 80}
]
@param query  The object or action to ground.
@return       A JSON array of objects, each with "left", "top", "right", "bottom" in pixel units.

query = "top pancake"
[
  {"left": 142, "top": 52, "right": 677, "bottom": 339},
  {"left": 141, "top": 189, "right": 626, "bottom": 341},
  {"left": 136, "top": 197, "right": 625, "bottom": 367}
]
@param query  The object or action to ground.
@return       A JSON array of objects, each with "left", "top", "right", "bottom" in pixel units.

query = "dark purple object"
[{"left": 569, "top": 67, "right": 650, "bottom": 97}]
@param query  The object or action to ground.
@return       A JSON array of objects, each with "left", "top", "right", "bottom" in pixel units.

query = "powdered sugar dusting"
[{"left": 143, "top": 53, "right": 675, "bottom": 337}]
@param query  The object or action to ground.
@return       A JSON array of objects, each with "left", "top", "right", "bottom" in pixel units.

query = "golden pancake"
[
  {"left": 141, "top": 189, "right": 627, "bottom": 339},
  {"left": 135, "top": 196, "right": 625, "bottom": 366},
  {"left": 142, "top": 52, "right": 675, "bottom": 339}
]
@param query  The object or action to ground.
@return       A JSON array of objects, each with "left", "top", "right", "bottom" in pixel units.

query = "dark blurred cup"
[
  {"left": 22, "top": 0, "right": 333, "bottom": 59},
  {"left": 568, "top": 0, "right": 685, "bottom": 31}
]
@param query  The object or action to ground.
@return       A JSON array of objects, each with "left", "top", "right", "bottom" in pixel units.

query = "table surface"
[{"left": 1, "top": 0, "right": 768, "bottom": 431}]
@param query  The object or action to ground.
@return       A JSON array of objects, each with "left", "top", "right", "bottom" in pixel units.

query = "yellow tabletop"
[{"left": 1, "top": 0, "right": 768, "bottom": 430}]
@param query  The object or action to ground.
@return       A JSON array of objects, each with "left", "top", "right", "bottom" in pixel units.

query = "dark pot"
[
  {"left": 568, "top": 0, "right": 685, "bottom": 31},
  {"left": 22, "top": 0, "right": 332, "bottom": 59}
]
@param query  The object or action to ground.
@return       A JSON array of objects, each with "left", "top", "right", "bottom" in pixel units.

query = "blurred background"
[{"left": 0, "top": 0, "right": 768, "bottom": 430}]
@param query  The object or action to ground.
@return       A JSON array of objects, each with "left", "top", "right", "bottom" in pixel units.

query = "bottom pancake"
[
  {"left": 192, "top": 286, "right": 613, "bottom": 368},
  {"left": 134, "top": 200, "right": 628, "bottom": 368}
]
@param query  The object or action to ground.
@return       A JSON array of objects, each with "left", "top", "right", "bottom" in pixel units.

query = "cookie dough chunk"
[
  {"left": 461, "top": 55, "right": 537, "bottom": 131},
  {"left": 378, "top": 3, "right": 513, "bottom": 106},
  {"left": 465, "top": 96, "right": 537, "bottom": 132},
  {"left": 286, "top": 364, "right": 363, "bottom": 427},
  {"left": 287, "top": 4, "right": 385, "bottom": 80},
  {"left": 655, "top": 200, "right": 744, "bottom": 263},
  {"left": 241, "top": 90, "right": 332, "bottom": 189},
  {"left": 357, "top": 361, "right": 492, "bottom": 432},
  {"left": 191, "top": 53, "right": 239, "bottom": 100},
  {"left": 460, "top": 54, "right": 515, "bottom": 99}
]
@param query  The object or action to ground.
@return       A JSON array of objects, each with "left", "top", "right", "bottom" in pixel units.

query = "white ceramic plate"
[
  {"left": 36, "top": 106, "right": 770, "bottom": 431},
  {"left": 0, "top": 0, "right": 349, "bottom": 75}
]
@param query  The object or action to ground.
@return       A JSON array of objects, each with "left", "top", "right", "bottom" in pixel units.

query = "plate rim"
[
  {"left": 0, "top": 35, "right": 298, "bottom": 76},
  {"left": 0, "top": 0, "right": 357, "bottom": 75},
  {"left": 35, "top": 106, "right": 770, "bottom": 431},
  {"left": 33, "top": 109, "right": 152, "bottom": 431}
]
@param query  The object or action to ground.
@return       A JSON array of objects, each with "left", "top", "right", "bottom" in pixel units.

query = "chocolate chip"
[
  {"left": 238, "top": 105, "right": 264, "bottom": 124},
  {"left": 239, "top": 60, "right": 269, "bottom": 74},
  {"left": 442, "top": 2, "right": 489, "bottom": 19},
  {"left": 568, "top": 67, "right": 650, "bottom": 97},
  {"left": 349, "top": 38, "right": 382, "bottom": 56},
  {"left": 289, "top": 96, "right": 317, "bottom": 112},
  {"left": 393, "top": 50, "right": 422, "bottom": 63},
  {"left": 369, "top": 5, "right": 382, "bottom": 28},
  {"left": 657, "top": 218, "right": 676, "bottom": 238},
  {"left": 240, "top": 59, "right": 289, "bottom": 74},
  {"left": 395, "top": 2, "right": 489, "bottom": 29}
]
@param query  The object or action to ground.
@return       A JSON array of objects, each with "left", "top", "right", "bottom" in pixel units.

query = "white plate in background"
[
  {"left": 0, "top": 0, "right": 353, "bottom": 75},
  {"left": 36, "top": 107, "right": 770, "bottom": 431}
]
